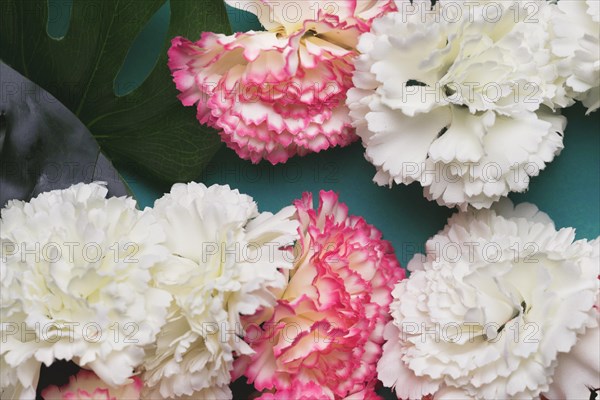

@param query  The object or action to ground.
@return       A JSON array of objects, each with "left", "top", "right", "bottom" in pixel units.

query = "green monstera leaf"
[{"left": 0, "top": 0, "right": 231, "bottom": 184}]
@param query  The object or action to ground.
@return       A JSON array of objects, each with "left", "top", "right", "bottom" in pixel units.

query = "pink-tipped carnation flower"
[
  {"left": 234, "top": 191, "right": 405, "bottom": 398},
  {"left": 41, "top": 370, "right": 142, "bottom": 400},
  {"left": 168, "top": 0, "right": 395, "bottom": 164},
  {"left": 258, "top": 380, "right": 381, "bottom": 400}
]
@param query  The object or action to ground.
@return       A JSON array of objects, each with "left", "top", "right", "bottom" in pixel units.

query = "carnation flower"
[
  {"left": 0, "top": 183, "right": 171, "bottom": 399},
  {"left": 168, "top": 0, "right": 395, "bottom": 164},
  {"left": 543, "top": 277, "right": 600, "bottom": 400},
  {"left": 257, "top": 380, "right": 381, "bottom": 400},
  {"left": 236, "top": 191, "right": 404, "bottom": 399},
  {"left": 552, "top": 0, "right": 600, "bottom": 113},
  {"left": 41, "top": 369, "right": 142, "bottom": 400},
  {"left": 347, "top": 0, "right": 568, "bottom": 209},
  {"left": 379, "top": 200, "right": 600, "bottom": 399},
  {"left": 142, "top": 183, "right": 299, "bottom": 399}
]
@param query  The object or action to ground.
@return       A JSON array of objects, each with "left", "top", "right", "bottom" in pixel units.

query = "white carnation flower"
[
  {"left": 347, "top": 0, "right": 568, "bottom": 210},
  {"left": 0, "top": 183, "right": 171, "bottom": 399},
  {"left": 552, "top": 0, "right": 600, "bottom": 113},
  {"left": 544, "top": 288, "right": 600, "bottom": 399},
  {"left": 379, "top": 200, "right": 600, "bottom": 399},
  {"left": 142, "top": 183, "right": 299, "bottom": 399}
]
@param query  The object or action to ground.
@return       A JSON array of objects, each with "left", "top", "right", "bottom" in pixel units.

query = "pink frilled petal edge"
[{"left": 41, "top": 369, "right": 142, "bottom": 400}]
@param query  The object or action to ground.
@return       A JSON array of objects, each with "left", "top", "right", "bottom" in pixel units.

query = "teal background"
[{"left": 117, "top": 2, "right": 599, "bottom": 267}]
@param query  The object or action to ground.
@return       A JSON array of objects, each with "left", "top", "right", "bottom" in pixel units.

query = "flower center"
[
  {"left": 303, "top": 29, "right": 318, "bottom": 38},
  {"left": 472, "top": 298, "right": 531, "bottom": 342},
  {"left": 443, "top": 84, "right": 456, "bottom": 97},
  {"left": 491, "top": 300, "right": 528, "bottom": 337}
]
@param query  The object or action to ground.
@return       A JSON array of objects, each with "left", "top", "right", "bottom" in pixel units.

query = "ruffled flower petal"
[
  {"left": 257, "top": 380, "right": 381, "bottom": 400},
  {"left": 543, "top": 277, "right": 600, "bottom": 400}
]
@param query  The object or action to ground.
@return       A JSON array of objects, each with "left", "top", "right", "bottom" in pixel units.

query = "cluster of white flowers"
[
  {"left": 379, "top": 200, "right": 600, "bottom": 399},
  {"left": 347, "top": 0, "right": 599, "bottom": 209},
  {"left": 0, "top": 183, "right": 299, "bottom": 400}
]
